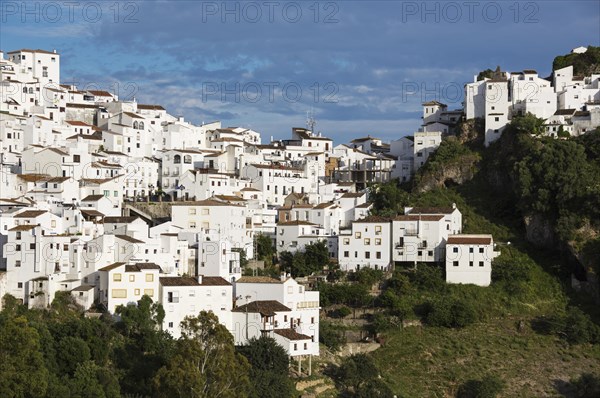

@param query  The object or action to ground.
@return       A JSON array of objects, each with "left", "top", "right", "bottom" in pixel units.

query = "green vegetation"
[
  {"left": 456, "top": 375, "right": 505, "bottom": 398},
  {"left": 569, "top": 373, "right": 600, "bottom": 398},
  {"left": 330, "top": 116, "right": 600, "bottom": 396},
  {"left": 280, "top": 240, "right": 330, "bottom": 277},
  {"left": 553, "top": 46, "right": 600, "bottom": 75},
  {"left": 331, "top": 354, "right": 394, "bottom": 398},
  {"left": 319, "top": 319, "right": 347, "bottom": 352},
  {"left": 0, "top": 295, "right": 264, "bottom": 398},
  {"left": 254, "top": 233, "right": 275, "bottom": 266},
  {"left": 237, "top": 337, "right": 297, "bottom": 398}
]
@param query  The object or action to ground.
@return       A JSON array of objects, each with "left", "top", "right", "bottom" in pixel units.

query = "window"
[
  {"left": 202, "top": 209, "right": 209, "bottom": 215},
  {"left": 479, "top": 261, "right": 484, "bottom": 267},
  {"left": 15, "top": 260, "right": 21, "bottom": 267},
  {"left": 304, "top": 343, "right": 308, "bottom": 350},
  {"left": 168, "top": 322, "right": 173, "bottom": 328},
  {"left": 494, "top": 117, "right": 500, "bottom": 122},
  {"left": 364, "top": 238, "right": 370, "bottom": 245},
  {"left": 418, "top": 251, "right": 422, "bottom": 256},
  {"left": 17, "top": 282, "right": 23, "bottom": 289},
  {"left": 113, "top": 273, "right": 122, "bottom": 281},
  {"left": 365, "top": 251, "right": 370, "bottom": 259},
  {"left": 344, "top": 251, "right": 349, "bottom": 257},
  {"left": 355, "top": 232, "right": 361, "bottom": 239},
  {"left": 129, "top": 275, "right": 135, "bottom": 282},
  {"left": 15, "top": 244, "right": 21, "bottom": 252},
  {"left": 469, "top": 261, "right": 473, "bottom": 267},
  {"left": 146, "top": 274, "right": 154, "bottom": 282},
  {"left": 189, "top": 208, "right": 197, "bottom": 215},
  {"left": 479, "top": 248, "right": 485, "bottom": 253},
  {"left": 469, "top": 247, "right": 474, "bottom": 253},
  {"left": 134, "top": 289, "right": 140, "bottom": 295},
  {"left": 453, "top": 247, "right": 458, "bottom": 253},
  {"left": 144, "top": 289, "right": 154, "bottom": 297},
  {"left": 284, "top": 315, "right": 288, "bottom": 322},
  {"left": 375, "top": 225, "right": 382, "bottom": 234},
  {"left": 375, "top": 238, "right": 381, "bottom": 246},
  {"left": 167, "top": 291, "right": 179, "bottom": 303},
  {"left": 428, "top": 250, "right": 433, "bottom": 257},
  {"left": 294, "top": 343, "right": 298, "bottom": 351},
  {"left": 112, "top": 289, "right": 127, "bottom": 298},
  {"left": 453, "top": 261, "right": 459, "bottom": 267},
  {"left": 376, "top": 252, "right": 381, "bottom": 259},
  {"left": 343, "top": 238, "right": 350, "bottom": 245}
]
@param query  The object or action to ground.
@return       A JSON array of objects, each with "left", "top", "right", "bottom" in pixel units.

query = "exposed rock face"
[
  {"left": 414, "top": 155, "right": 479, "bottom": 193},
  {"left": 523, "top": 213, "right": 556, "bottom": 248},
  {"left": 456, "top": 118, "right": 485, "bottom": 146}
]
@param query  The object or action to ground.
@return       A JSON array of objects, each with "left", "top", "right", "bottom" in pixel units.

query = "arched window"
[
  {"left": 174, "top": 154, "right": 181, "bottom": 164},
  {"left": 28, "top": 87, "right": 34, "bottom": 94},
  {"left": 23, "top": 87, "right": 27, "bottom": 93},
  {"left": 133, "top": 121, "right": 139, "bottom": 129},
  {"left": 183, "top": 155, "right": 192, "bottom": 164},
  {"left": 139, "top": 122, "right": 144, "bottom": 130}
]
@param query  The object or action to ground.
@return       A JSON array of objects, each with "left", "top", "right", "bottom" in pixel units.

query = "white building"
[
  {"left": 98, "top": 262, "right": 162, "bottom": 313},
  {"left": 445, "top": 234, "right": 500, "bottom": 287},
  {"left": 159, "top": 275, "right": 233, "bottom": 339},
  {"left": 234, "top": 276, "right": 320, "bottom": 357},
  {"left": 338, "top": 217, "right": 392, "bottom": 272}
]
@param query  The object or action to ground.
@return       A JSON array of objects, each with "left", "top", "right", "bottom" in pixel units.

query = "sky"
[{"left": 1, "top": 0, "right": 598, "bottom": 143}]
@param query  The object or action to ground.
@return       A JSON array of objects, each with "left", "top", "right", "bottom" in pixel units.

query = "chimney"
[
  {"left": 452, "top": 203, "right": 456, "bottom": 209},
  {"left": 53, "top": 49, "right": 57, "bottom": 54},
  {"left": 197, "top": 274, "right": 203, "bottom": 284},
  {"left": 280, "top": 272, "right": 287, "bottom": 282}
]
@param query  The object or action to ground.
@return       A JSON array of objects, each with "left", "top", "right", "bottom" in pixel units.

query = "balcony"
[{"left": 261, "top": 322, "right": 274, "bottom": 331}]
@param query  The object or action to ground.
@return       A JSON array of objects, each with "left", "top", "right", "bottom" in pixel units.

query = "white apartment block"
[
  {"left": 445, "top": 234, "right": 500, "bottom": 287},
  {"left": 159, "top": 275, "right": 233, "bottom": 339},
  {"left": 98, "top": 262, "right": 162, "bottom": 313},
  {"left": 234, "top": 275, "right": 320, "bottom": 357},
  {"left": 338, "top": 217, "right": 392, "bottom": 272}
]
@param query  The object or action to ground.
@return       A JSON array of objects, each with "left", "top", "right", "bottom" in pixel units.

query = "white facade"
[
  {"left": 159, "top": 275, "right": 233, "bottom": 339},
  {"left": 445, "top": 235, "right": 500, "bottom": 287}
]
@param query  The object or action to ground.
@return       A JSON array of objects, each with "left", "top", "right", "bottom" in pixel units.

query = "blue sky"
[{"left": 1, "top": 0, "right": 598, "bottom": 143}]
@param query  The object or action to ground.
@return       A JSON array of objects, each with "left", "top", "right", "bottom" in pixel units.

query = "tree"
[
  {"left": 320, "top": 320, "right": 346, "bottom": 352},
  {"left": 280, "top": 241, "right": 329, "bottom": 277},
  {"left": 370, "top": 181, "right": 409, "bottom": 216},
  {"left": 510, "top": 113, "right": 545, "bottom": 136},
  {"left": 255, "top": 234, "right": 275, "bottom": 266},
  {"left": 114, "top": 295, "right": 173, "bottom": 396},
  {"left": 335, "top": 354, "right": 380, "bottom": 393},
  {"left": 153, "top": 311, "right": 250, "bottom": 398},
  {"left": 238, "top": 337, "right": 296, "bottom": 398},
  {"left": 68, "top": 361, "right": 120, "bottom": 398},
  {"left": 0, "top": 316, "right": 49, "bottom": 397}
]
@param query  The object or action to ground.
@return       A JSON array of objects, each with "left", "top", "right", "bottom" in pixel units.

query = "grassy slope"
[{"left": 367, "top": 180, "right": 600, "bottom": 397}]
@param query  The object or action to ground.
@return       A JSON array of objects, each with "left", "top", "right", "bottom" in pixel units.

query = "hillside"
[
  {"left": 553, "top": 46, "right": 600, "bottom": 75},
  {"left": 304, "top": 119, "right": 600, "bottom": 398}
]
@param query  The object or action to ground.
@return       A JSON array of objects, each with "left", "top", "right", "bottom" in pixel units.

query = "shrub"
[
  {"left": 331, "top": 306, "right": 352, "bottom": 319},
  {"left": 456, "top": 375, "right": 504, "bottom": 398},
  {"left": 320, "top": 320, "right": 346, "bottom": 352},
  {"left": 570, "top": 373, "right": 600, "bottom": 398},
  {"left": 425, "top": 298, "right": 478, "bottom": 329}
]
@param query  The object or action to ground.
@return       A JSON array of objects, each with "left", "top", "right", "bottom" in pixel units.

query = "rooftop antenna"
[{"left": 306, "top": 109, "right": 316, "bottom": 134}]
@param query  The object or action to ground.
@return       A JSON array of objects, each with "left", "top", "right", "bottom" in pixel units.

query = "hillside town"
[{"left": 1, "top": 46, "right": 599, "bottom": 365}]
